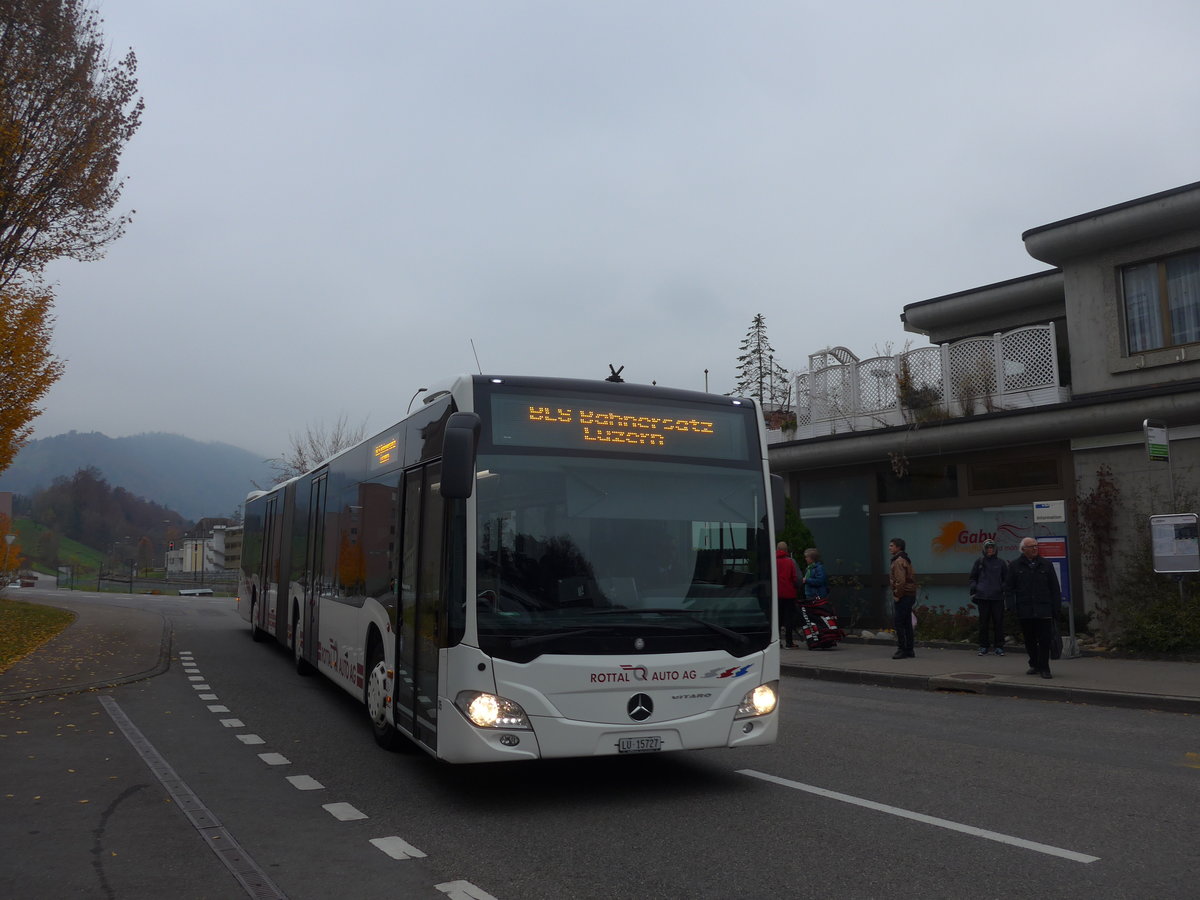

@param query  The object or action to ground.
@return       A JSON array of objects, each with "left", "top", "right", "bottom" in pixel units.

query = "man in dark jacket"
[
  {"left": 1003, "top": 537, "right": 1061, "bottom": 679},
  {"left": 968, "top": 539, "right": 1009, "bottom": 656}
]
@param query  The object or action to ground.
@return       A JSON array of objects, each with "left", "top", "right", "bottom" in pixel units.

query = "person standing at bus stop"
[
  {"left": 968, "top": 539, "right": 1008, "bottom": 656},
  {"left": 889, "top": 538, "right": 917, "bottom": 659},
  {"left": 1004, "top": 537, "right": 1061, "bottom": 679},
  {"left": 776, "top": 542, "right": 801, "bottom": 648}
]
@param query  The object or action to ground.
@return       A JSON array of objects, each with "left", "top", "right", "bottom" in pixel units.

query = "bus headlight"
[
  {"left": 735, "top": 681, "right": 778, "bottom": 718},
  {"left": 454, "top": 691, "right": 532, "bottom": 730}
]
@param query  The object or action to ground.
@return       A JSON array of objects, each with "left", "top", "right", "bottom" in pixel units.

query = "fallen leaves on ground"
[{"left": 0, "top": 598, "right": 75, "bottom": 673}]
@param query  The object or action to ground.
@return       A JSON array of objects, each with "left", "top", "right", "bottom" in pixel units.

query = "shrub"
[{"left": 913, "top": 604, "right": 977, "bottom": 642}]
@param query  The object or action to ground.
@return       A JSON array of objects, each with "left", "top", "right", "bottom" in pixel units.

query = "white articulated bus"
[{"left": 238, "top": 375, "right": 783, "bottom": 763}]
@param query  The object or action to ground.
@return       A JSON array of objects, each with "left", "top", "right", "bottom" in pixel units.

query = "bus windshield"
[{"left": 473, "top": 453, "right": 772, "bottom": 662}]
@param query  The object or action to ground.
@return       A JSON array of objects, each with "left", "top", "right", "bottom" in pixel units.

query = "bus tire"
[
  {"left": 250, "top": 601, "right": 266, "bottom": 643},
  {"left": 291, "top": 601, "right": 314, "bottom": 676},
  {"left": 365, "top": 637, "right": 403, "bottom": 751}
]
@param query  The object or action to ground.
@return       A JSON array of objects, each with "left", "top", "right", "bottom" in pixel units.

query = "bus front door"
[{"left": 395, "top": 462, "right": 444, "bottom": 753}]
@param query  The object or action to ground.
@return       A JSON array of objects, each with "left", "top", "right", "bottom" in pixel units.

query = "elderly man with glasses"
[{"left": 1003, "top": 538, "right": 1062, "bottom": 679}]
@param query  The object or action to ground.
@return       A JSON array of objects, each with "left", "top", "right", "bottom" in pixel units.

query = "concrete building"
[
  {"left": 166, "top": 524, "right": 243, "bottom": 575},
  {"left": 769, "top": 181, "right": 1200, "bottom": 628}
]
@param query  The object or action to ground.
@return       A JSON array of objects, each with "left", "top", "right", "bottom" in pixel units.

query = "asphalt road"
[{"left": 4, "top": 594, "right": 1199, "bottom": 899}]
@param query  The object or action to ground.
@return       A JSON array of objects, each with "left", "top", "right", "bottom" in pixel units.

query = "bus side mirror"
[
  {"left": 771, "top": 474, "right": 785, "bottom": 534},
  {"left": 442, "top": 412, "right": 481, "bottom": 499}
]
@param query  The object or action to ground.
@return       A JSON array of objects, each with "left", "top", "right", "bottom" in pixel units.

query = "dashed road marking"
[
  {"left": 258, "top": 753, "right": 290, "bottom": 766},
  {"left": 286, "top": 775, "right": 324, "bottom": 791},
  {"left": 370, "top": 836, "right": 427, "bottom": 859},
  {"left": 738, "top": 769, "right": 1100, "bottom": 864},
  {"left": 191, "top": 684, "right": 212, "bottom": 690},
  {"left": 323, "top": 802, "right": 367, "bottom": 821},
  {"left": 436, "top": 881, "right": 501, "bottom": 900},
  {"left": 207, "top": 705, "right": 230, "bottom": 713},
  {"left": 220, "top": 719, "right": 245, "bottom": 728},
  {"left": 236, "top": 734, "right": 265, "bottom": 745}
]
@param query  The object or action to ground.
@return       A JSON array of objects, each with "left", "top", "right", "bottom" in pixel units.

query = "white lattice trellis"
[
  {"left": 776, "top": 323, "right": 1066, "bottom": 439},
  {"left": 856, "top": 356, "right": 898, "bottom": 412},
  {"left": 1001, "top": 325, "right": 1057, "bottom": 391},
  {"left": 947, "top": 337, "right": 997, "bottom": 399},
  {"left": 898, "top": 346, "right": 944, "bottom": 401}
]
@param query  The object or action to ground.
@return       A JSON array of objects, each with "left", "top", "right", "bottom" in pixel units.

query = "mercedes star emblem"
[{"left": 627, "top": 693, "right": 653, "bottom": 721}]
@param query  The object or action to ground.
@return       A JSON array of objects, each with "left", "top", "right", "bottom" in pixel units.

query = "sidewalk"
[
  {"left": 780, "top": 637, "right": 1200, "bottom": 714},
  {"left": 0, "top": 594, "right": 170, "bottom": 701}
]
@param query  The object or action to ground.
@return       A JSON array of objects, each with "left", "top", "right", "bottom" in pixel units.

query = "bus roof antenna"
[
  {"left": 605, "top": 364, "right": 624, "bottom": 383},
  {"left": 470, "top": 339, "right": 483, "bottom": 374}
]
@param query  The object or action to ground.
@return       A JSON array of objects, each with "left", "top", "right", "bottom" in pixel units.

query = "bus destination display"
[{"left": 490, "top": 393, "right": 751, "bottom": 460}]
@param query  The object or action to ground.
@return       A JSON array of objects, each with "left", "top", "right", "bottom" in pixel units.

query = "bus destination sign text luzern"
[
  {"left": 489, "top": 391, "right": 751, "bottom": 460},
  {"left": 527, "top": 406, "right": 716, "bottom": 447}
]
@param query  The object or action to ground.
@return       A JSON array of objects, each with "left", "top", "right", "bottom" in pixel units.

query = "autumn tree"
[
  {"left": 733, "top": 313, "right": 791, "bottom": 407},
  {"left": 0, "top": 0, "right": 142, "bottom": 285},
  {"left": 0, "top": 511, "right": 22, "bottom": 580},
  {"left": 0, "top": 282, "right": 62, "bottom": 471},
  {"left": 268, "top": 414, "right": 368, "bottom": 484},
  {"left": 0, "top": 1, "right": 142, "bottom": 476}
]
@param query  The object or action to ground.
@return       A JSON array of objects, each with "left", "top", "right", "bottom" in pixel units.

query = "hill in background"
[{"left": 0, "top": 432, "right": 273, "bottom": 521}]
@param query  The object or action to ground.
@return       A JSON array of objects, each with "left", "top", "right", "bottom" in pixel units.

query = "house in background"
[{"left": 769, "top": 181, "right": 1200, "bottom": 627}]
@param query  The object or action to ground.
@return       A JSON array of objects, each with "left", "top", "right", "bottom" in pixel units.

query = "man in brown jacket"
[{"left": 889, "top": 537, "right": 917, "bottom": 659}]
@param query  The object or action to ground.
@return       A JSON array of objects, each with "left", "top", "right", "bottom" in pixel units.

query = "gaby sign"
[{"left": 881, "top": 505, "right": 1063, "bottom": 574}]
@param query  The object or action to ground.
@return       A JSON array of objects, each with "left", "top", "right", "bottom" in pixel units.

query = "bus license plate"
[{"left": 618, "top": 736, "right": 662, "bottom": 754}]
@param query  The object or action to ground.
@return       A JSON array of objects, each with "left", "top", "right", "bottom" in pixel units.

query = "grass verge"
[{"left": 0, "top": 597, "right": 75, "bottom": 673}]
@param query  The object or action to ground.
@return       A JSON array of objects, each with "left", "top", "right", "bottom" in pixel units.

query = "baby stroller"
[{"left": 798, "top": 597, "right": 844, "bottom": 650}]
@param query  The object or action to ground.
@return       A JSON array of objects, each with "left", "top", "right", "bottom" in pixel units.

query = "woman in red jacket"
[{"left": 776, "top": 541, "right": 801, "bottom": 648}]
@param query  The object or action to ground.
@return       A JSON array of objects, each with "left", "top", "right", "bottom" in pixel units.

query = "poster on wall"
[{"left": 880, "top": 505, "right": 1062, "bottom": 574}]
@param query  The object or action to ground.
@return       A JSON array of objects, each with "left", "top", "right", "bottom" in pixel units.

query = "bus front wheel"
[
  {"left": 250, "top": 601, "right": 266, "bottom": 643},
  {"left": 365, "top": 640, "right": 403, "bottom": 751},
  {"left": 291, "top": 602, "right": 314, "bottom": 676}
]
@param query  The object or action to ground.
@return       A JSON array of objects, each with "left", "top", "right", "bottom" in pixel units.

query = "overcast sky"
[{"left": 30, "top": 0, "right": 1200, "bottom": 458}]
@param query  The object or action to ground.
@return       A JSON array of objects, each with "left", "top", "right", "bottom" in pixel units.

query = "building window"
[
  {"left": 1123, "top": 250, "right": 1200, "bottom": 353},
  {"left": 968, "top": 458, "right": 1059, "bottom": 493},
  {"left": 877, "top": 462, "right": 958, "bottom": 503}
]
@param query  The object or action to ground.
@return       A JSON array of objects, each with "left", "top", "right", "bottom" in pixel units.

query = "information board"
[{"left": 1150, "top": 513, "right": 1200, "bottom": 573}]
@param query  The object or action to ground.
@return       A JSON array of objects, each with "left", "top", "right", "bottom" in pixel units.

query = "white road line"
[
  {"left": 737, "top": 769, "right": 1100, "bottom": 864},
  {"left": 436, "top": 881, "right": 500, "bottom": 900},
  {"left": 258, "top": 753, "right": 290, "bottom": 766},
  {"left": 191, "top": 684, "right": 212, "bottom": 690},
  {"left": 370, "top": 836, "right": 427, "bottom": 860},
  {"left": 323, "top": 802, "right": 367, "bottom": 821},
  {"left": 206, "top": 705, "right": 230, "bottom": 713},
  {"left": 236, "top": 734, "right": 266, "bottom": 745},
  {"left": 198, "top": 694, "right": 218, "bottom": 700},
  {"left": 219, "top": 718, "right": 245, "bottom": 728},
  {"left": 286, "top": 775, "right": 324, "bottom": 791},
  {"left": 187, "top": 675, "right": 205, "bottom": 681}
]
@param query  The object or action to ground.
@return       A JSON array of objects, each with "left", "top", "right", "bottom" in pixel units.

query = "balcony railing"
[{"left": 767, "top": 323, "right": 1071, "bottom": 443}]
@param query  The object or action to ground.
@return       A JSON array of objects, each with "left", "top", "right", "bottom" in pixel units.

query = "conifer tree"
[{"left": 733, "top": 313, "right": 791, "bottom": 406}]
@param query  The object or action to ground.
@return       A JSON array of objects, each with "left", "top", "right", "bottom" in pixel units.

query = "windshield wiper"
[
  {"left": 622, "top": 608, "right": 752, "bottom": 653},
  {"left": 508, "top": 628, "right": 605, "bottom": 650}
]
